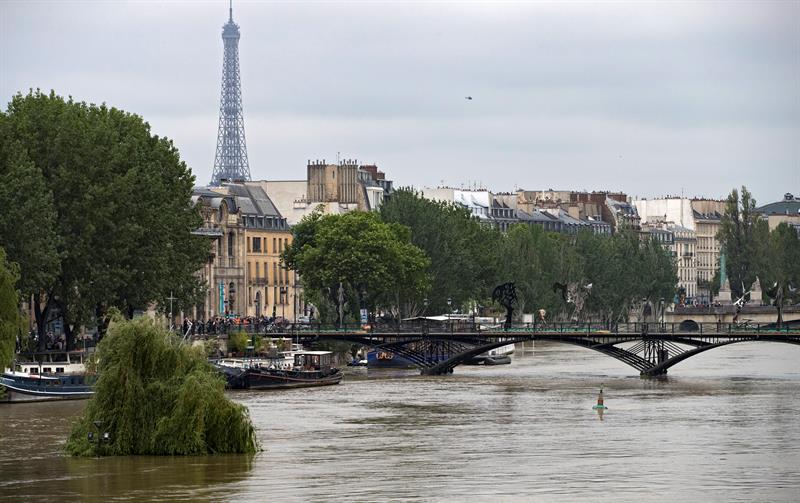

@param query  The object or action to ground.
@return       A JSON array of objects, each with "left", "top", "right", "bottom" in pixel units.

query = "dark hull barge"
[{"left": 215, "top": 351, "right": 342, "bottom": 390}]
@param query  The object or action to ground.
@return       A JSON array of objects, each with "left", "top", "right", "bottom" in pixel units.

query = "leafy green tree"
[
  {"left": 0, "top": 247, "right": 23, "bottom": 369},
  {"left": 718, "top": 186, "right": 770, "bottom": 297},
  {"left": 65, "top": 318, "right": 258, "bottom": 456},
  {"left": 379, "top": 188, "right": 501, "bottom": 314},
  {"left": 766, "top": 223, "right": 800, "bottom": 302},
  {"left": 0, "top": 122, "right": 61, "bottom": 347},
  {"left": 0, "top": 90, "right": 207, "bottom": 348},
  {"left": 283, "top": 210, "right": 430, "bottom": 322},
  {"left": 495, "top": 224, "right": 579, "bottom": 319}
]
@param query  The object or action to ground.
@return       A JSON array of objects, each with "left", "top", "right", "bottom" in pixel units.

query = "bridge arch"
[
  {"left": 641, "top": 337, "right": 800, "bottom": 376},
  {"left": 294, "top": 330, "right": 800, "bottom": 377}
]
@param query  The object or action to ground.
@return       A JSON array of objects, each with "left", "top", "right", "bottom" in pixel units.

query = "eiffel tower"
[{"left": 210, "top": 1, "right": 251, "bottom": 185}]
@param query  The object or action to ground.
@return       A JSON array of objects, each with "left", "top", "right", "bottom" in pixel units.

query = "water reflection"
[{"left": 62, "top": 455, "right": 253, "bottom": 502}]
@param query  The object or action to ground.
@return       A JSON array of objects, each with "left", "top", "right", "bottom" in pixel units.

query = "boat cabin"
[
  {"left": 13, "top": 351, "right": 88, "bottom": 375},
  {"left": 294, "top": 351, "right": 333, "bottom": 371}
]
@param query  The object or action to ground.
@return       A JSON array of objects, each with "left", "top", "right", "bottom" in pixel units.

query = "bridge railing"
[
  {"left": 187, "top": 320, "right": 798, "bottom": 341},
  {"left": 273, "top": 320, "right": 799, "bottom": 337}
]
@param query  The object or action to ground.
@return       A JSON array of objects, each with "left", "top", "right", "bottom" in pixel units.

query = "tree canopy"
[
  {"left": 0, "top": 90, "right": 208, "bottom": 347},
  {"left": 379, "top": 188, "right": 500, "bottom": 314},
  {"left": 717, "top": 186, "right": 771, "bottom": 298},
  {"left": 65, "top": 318, "right": 258, "bottom": 456},
  {"left": 283, "top": 209, "right": 430, "bottom": 322},
  {"left": 496, "top": 226, "right": 676, "bottom": 322},
  {"left": 0, "top": 247, "right": 23, "bottom": 370}
]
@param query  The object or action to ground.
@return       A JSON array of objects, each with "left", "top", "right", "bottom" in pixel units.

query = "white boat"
[
  {"left": 10, "top": 351, "right": 88, "bottom": 375},
  {"left": 467, "top": 343, "right": 515, "bottom": 365}
]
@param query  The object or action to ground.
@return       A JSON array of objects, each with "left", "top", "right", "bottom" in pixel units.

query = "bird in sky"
[{"left": 465, "top": 96, "right": 473, "bottom": 100}]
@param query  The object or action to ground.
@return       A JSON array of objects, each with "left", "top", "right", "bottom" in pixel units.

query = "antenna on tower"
[{"left": 229, "top": 0, "right": 233, "bottom": 21}]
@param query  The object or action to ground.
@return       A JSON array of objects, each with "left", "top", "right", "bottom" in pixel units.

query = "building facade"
[
  {"left": 634, "top": 197, "right": 724, "bottom": 304},
  {"left": 192, "top": 183, "right": 300, "bottom": 321},
  {"left": 254, "top": 160, "right": 393, "bottom": 226}
]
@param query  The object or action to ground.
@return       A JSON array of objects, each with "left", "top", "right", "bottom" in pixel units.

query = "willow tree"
[
  {"left": 0, "top": 90, "right": 208, "bottom": 348},
  {"left": 66, "top": 318, "right": 258, "bottom": 456}
]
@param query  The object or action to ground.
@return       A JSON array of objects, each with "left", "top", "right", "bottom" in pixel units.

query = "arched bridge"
[{"left": 286, "top": 321, "right": 800, "bottom": 377}]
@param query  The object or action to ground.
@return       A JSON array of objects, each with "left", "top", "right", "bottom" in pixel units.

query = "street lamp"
[{"left": 87, "top": 420, "right": 111, "bottom": 454}]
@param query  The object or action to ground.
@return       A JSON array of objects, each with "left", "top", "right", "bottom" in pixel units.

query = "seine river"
[{"left": 1, "top": 341, "right": 799, "bottom": 502}]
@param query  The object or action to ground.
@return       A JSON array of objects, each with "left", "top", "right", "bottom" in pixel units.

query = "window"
[
  {"left": 227, "top": 233, "right": 234, "bottom": 257},
  {"left": 273, "top": 238, "right": 276, "bottom": 254},
  {"left": 253, "top": 237, "right": 262, "bottom": 253},
  {"left": 255, "top": 262, "right": 260, "bottom": 279},
  {"left": 273, "top": 263, "right": 278, "bottom": 286}
]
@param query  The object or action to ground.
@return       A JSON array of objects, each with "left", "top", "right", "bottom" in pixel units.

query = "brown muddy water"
[{"left": 1, "top": 341, "right": 799, "bottom": 502}]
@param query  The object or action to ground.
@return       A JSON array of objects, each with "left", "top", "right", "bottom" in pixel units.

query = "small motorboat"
[
  {"left": 347, "top": 358, "right": 368, "bottom": 367},
  {"left": 481, "top": 355, "right": 512, "bottom": 365}
]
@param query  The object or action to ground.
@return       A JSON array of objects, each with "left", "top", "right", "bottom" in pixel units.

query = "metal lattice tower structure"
[{"left": 210, "top": 1, "right": 251, "bottom": 185}]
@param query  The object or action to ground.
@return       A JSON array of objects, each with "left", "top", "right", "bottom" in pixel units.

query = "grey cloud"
[{"left": 1, "top": 0, "right": 797, "bottom": 203}]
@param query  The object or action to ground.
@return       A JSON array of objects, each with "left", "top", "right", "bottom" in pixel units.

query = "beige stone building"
[
  {"left": 671, "top": 225, "right": 697, "bottom": 301},
  {"left": 192, "top": 183, "right": 299, "bottom": 320},
  {"left": 634, "top": 197, "right": 724, "bottom": 304},
  {"left": 691, "top": 200, "right": 725, "bottom": 303}
]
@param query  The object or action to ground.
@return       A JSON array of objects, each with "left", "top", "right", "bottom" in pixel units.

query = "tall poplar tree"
[{"left": 718, "top": 187, "right": 770, "bottom": 298}]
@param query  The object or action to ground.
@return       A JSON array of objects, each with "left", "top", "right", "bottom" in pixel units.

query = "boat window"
[
  {"left": 56, "top": 367, "right": 64, "bottom": 373},
  {"left": 29, "top": 368, "right": 38, "bottom": 374},
  {"left": 43, "top": 367, "right": 52, "bottom": 373}
]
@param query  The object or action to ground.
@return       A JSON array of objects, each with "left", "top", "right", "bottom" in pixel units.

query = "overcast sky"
[{"left": 2, "top": 0, "right": 798, "bottom": 204}]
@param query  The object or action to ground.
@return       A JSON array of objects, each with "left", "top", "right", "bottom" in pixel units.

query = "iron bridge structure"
[{"left": 285, "top": 321, "right": 800, "bottom": 377}]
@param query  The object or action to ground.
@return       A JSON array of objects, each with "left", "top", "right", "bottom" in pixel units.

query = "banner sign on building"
[{"left": 219, "top": 281, "right": 225, "bottom": 315}]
